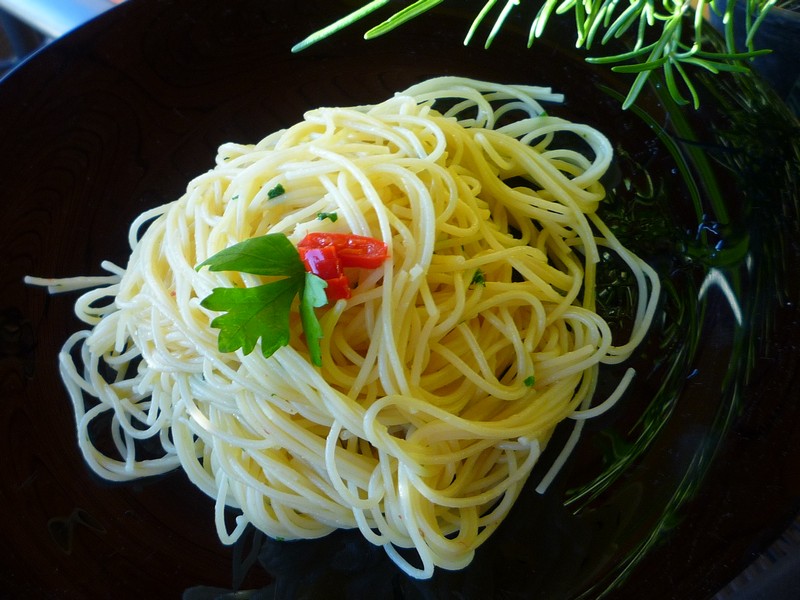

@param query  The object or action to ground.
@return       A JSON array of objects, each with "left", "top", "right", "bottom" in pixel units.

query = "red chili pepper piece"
[
  {"left": 322, "top": 275, "right": 351, "bottom": 301},
  {"left": 298, "top": 246, "right": 341, "bottom": 281},
  {"left": 298, "top": 232, "right": 389, "bottom": 302},
  {"left": 298, "top": 233, "right": 389, "bottom": 269}
]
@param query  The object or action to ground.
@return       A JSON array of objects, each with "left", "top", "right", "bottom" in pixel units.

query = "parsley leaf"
[
  {"left": 197, "top": 233, "right": 327, "bottom": 366},
  {"left": 300, "top": 272, "right": 328, "bottom": 366},
  {"left": 196, "top": 233, "right": 304, "bottom": 277},
  {"left": 201, "top": 277, "right": 299, "bottom": 356}
]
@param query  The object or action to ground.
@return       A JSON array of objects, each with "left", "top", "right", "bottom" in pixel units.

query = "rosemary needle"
[{"left": 293, "top": 0, "right": 776, "bottom": 109}]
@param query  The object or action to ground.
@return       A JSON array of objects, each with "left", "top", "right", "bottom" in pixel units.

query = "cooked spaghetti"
[{"left": 27, "top": 77, "right": 659, "bottom": 578}]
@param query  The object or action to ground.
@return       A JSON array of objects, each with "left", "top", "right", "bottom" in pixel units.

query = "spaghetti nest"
[{"left": 59, "top": 77, "right": 659, "bottom": 578}]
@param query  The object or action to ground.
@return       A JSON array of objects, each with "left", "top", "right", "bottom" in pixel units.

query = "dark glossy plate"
[{"left": 1, "top": 1, "right": 799, "bottom": 598}]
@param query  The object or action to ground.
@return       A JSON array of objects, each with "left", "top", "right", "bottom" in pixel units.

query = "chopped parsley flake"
[
  {"left": 267, "top": 183, "right": 285, "bottom": 199},
  {"left": 317, "top": 212, "right": 338, "bottom": 222}
]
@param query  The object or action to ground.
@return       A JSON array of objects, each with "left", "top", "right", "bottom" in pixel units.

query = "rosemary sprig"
[{"left": 291, "top": 0, "right": 776, "bottom": 109}]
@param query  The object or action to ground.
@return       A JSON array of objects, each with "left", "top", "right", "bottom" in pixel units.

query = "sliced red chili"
[
  {"left": 298, "top": 233, "right": 389, "bottom": 269},
  {"left": 299, "top": 245, "right": 341, "bottom": 281},
  {"left": 298, "top": 232, "right": 389, "bottom": 302},
  {"left": 322, "top": 275, "right": 351, "bottom": 301}
]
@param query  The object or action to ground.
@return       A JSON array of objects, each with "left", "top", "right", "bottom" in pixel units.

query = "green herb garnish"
[
  {"left": 524, "top": 375, "right": 536, "bottom": 387},
  {"left": 317, "top": 211, "right": 339, "bottom": 222},
  {"left": 196, "top": 233, "right": 327, "bottom": 366},
  {"left": 291, "top": 0, "right": 776, "bottom": 109},
  {"left": 267, "top": 183, "right": 286, "bottom": 199},
  {"left": 471, "top": 268, "right": 486, "bottom": 286}
]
